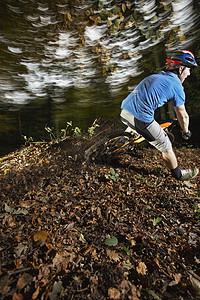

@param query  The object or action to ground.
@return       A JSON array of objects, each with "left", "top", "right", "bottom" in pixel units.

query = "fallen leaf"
[
  {"left": 2, "top": 214, "right": 16, "bottom": 227},
  {"left": 32, "top": 286, "right": 40, "bottom": 300},
  {"left": 105, "top": 236, "right": 118, "bottom": 246},
  {"left": 49, "top": 281, "right": 63, "bottom": 300},
  {"left": 17, "top": 273, "right": 33, "bottom": 289},
  {"left": 106, "top": 249, "right": 120, "bottom": 261},
  {"left": 173, "top": 273, "right": 182, "bottom": 283},
  {"left": 67, "top": 13, "right": 72, "bottom": 21},
  {"left": 79, "top": 233, "right": 86, "bottom": 243},
  {"left": 38, "top": 265, "right": 50, "bottom": 280},
  {"left": 136, "top": 262, "right": 147, "bottom": 275},
  {"left": 33, "top": 230, "right": 49, "bottom": 242},
  {"left": 122, "top": 3, "right": 126, "bottom": 12},
  {"left": 189, "top": 272, "right": 200, "bottom": 296},
  {"left": 154, "top": 257, "right": 161, "bottom": 268},
  {"left": 108, "top": 287, "right": 120, "bottom": 299},
  {"left": 97, "top": 207, "right": 102, "bottom": 217},
  {"left": 130, "top": 282, "right": 140, "bottom": 299},
  {"left": 12, "top": 293, "right": 23, "bottom": 300},
  {"left": 5, "top": 203, "right": 13, "bottom": 213}
]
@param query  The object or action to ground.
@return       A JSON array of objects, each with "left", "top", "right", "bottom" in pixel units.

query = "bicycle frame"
[
  {"left": 133, "top": 121, "right": 172, "bottom": 144},
  {"left": 108, "top": 121, "right": 173, "bottom": 155}
]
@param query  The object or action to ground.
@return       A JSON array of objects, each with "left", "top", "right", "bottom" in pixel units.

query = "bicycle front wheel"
[
  {"left": 85, "top": 132, "right": 134, "bottom": 162},
  {"left": 105, "top": 132, "right": 133, "bottom": 155}
]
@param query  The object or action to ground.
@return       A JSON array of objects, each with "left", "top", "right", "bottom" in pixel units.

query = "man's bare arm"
[{"left": 174, "top": 104, "right": 189, "bottom": 133}]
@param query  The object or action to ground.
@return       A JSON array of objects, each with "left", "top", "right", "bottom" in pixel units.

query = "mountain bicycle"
[{"left": 85, "top": 120, "right": 176, "bottom": 163}]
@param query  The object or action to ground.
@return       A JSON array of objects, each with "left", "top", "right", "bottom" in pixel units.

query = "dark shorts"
[{"left": 120, "top": 109, "right": 172, "bottom": 153}]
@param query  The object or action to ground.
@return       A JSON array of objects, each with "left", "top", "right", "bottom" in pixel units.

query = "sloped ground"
[{"left": 0, "top": 138, "right": 200, "bottom": 300}]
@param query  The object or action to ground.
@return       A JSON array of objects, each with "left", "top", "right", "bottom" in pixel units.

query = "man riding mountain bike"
[{"left": 120, "top": 49, "right": 199, "bottom": 181}]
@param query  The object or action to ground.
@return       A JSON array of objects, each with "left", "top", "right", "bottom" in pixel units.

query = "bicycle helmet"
[{"left": 165, "top": 49, "right": 198, "bottom": 70}]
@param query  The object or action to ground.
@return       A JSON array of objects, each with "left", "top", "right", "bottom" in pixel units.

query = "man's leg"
[
  {"left": 120, "top": 109, "right": 137, "bottom": 133},
  {"left": 162, "top": 150, "right": 182, "bottom": 179},
  {"left": 136, "top": 119, "right": 199, "bottom": 181},
  {"left": 120, "top": 112, "right": 198, "bottom": 180},
  {"left": 162, "top": 149, "right": 178, "bottom": 169}
]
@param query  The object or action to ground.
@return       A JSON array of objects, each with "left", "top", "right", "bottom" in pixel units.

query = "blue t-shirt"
[{"left": 121, "top": 71, "right": 185, "bottom": 123}]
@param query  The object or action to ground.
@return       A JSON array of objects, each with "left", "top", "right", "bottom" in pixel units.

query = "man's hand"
[{"left": 182, "top": 130, "right": 192, "bottom": 140}]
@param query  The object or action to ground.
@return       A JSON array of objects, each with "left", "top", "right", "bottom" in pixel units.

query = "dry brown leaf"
[
  {"left": 126, "top": 1, "right": 132, "bottom": 9},
  {"left": 32, "top": 286, "right": 40, "bottom": 300},
  {"left": 154, "top": 257, "right": 161, "bottom": 268},
  {"left": 119, "top": 279, "right": 130, "bottom": 290},
  {"left": 91, "top": 248, "right": 98, "bottom": 259},
  {"left": 53, "top": 251, "right": 76, "bottom": 271},
  {"left": 130, "top": 282, "right": 140, "bottom": 300},
  {"left": 67, "top": 13, "right": 72, "bottom": 21},
  {"left": 3, "top": 215, "right": 16, "bottom": 227},
  {"left": 108, "top": 287, "right": 120, "bottom": 299},
  {"left": 136, "top": 262, "right": 147, "bottom": 275},
  {"left": 38, "top": 265, "right": 50, "bottom": 280},
  {"left": 12, "top": 293, "right": 23, "bottom": 300},
  {"left": 107, "top": 250, "right": 120, "bottom": 261},
  {"left": 52, "top": 253, "right": 66, "bottom": 268},
  {"left": 189, "top": 273, "right": 200, "bottom": 296},
  {"left": 97, "top": 207, "right": 102, "bottom": 217},
  {"left": 33, "top": 230, "right": 49, "bottom": 242},
  {"left": 173, "top": 273, "right": 182, "bottom": 283},
  {"left": 17, "top": 273, "right": 33, "bottom": 289},
  {"left": 122, "top": 3, "right": 126, "bottom": 12}
]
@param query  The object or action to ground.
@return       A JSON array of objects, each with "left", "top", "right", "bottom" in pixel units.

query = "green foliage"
[
  {"left": 194, "top": 203, "right": 200, "bottom": 219},
  {"left": 22, "top": 135, "right": 34, "bottom": 146},
  {"left": 123, "top": 246, "right": 130, "bottom": 255},
  {"left": 123, "top": 246, "right": 135, "bottom": 260},
  {"left": 87, "top": 119, "right": 100, "bottom": 138},
  {"left": 105, "top": 168, "right": 120, "bottom": 181},
  {"left": 135, "top": 174, "right": 156, "bottom": 187},
  {"left": 22, "top": 120, "right": 100, "bottom": 147},
  {"left": 73, "top": 126, "right": 82, "bottom": 137},
  {"left": 153, "top": 217, "right": 162, "bottom": 227},
  {"left": 44, "top": 120, "right": 100, "bottom": 142},
  {"left": 45, "top": 125, "right": 56, "bottom": 141},
  {"left": 59, "top": 121, "right": 74, "bottom": 140},
  {"left": 45, "top": 121, "right": 81, "bottom": 141},
  {"left": 104, "top": 236, "right": 118, "bottom": 246}
]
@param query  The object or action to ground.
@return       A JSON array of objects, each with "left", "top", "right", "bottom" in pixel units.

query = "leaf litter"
[{"left": 0, "top": 137, "right": 200, "bottom": 299}]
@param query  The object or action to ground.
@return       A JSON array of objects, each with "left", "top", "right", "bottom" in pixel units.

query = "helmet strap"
[{"left": 178, "top": 66, "right": 186, "bottom": 79}]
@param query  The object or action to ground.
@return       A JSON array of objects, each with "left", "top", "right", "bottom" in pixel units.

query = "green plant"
[
  {"left": 26, "top": 120, "right": 100, "bottom": 145},
  {"left": 153, "top": 217, "right": 162, "bottom": 227},
  {"left": 45, "top": 122, "right": 82, "bottom": 141},
  {"left": 87, "top": 119, "right": 100, "bottom": 138},
  {"left": 194, "top": 203, "right": 200, "bottom": 219},
  {"left": 123, "top": 246, "right": 135, "bottom": 260},
  {"left": 59, "top": 121, "right": 73, "bottom": 141},
  {"left": 45, "top": 125, "right": 56, "bottom": 141},
  {"left": 105, "top": 168, "right": 120, "bottom": 181},
  {"left": 23, "top": 135, "right": 34, "bottom": 146},
  {"left": 123, "top": 246, "right": 130, "bottom": 255},
  {"left": 136, "top": 174, "right": 154, "bottom": 187},
  {"left": 72, "top": 126, "right": 82, "bottom": 137},
  {"left": 104, "top": 236, "right": 118, "bottom": 246}
]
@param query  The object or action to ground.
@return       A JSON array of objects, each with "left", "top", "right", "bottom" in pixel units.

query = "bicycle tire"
[
  {"left": 85, "top": 131, "right": 136, "bottom": 162},
  {"left": 85, "top": 136, "right": 108, "bottom": 162},
  {"left": 105, "top": 132, "right": 133, "bottom": 155},
  {"left": 166, "top": 131, "right": 175, "bottom": 143}
]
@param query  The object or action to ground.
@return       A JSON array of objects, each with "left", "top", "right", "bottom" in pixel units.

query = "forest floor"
[{"left": 0, "top": 131, "right": 200, "bottom": 300}]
